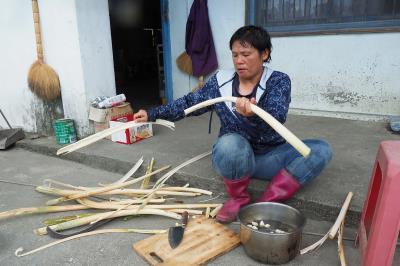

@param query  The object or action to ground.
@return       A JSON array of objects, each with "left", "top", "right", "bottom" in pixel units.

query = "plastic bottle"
[{"left": 98, "top": 94, "right": 126, "bottom": 108}]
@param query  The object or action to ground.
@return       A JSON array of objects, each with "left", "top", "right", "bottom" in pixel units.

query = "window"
[{"left": 246, "top": 0, "right": 400, "bottom": 35}]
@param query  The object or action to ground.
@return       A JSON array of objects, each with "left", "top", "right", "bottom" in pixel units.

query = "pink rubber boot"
[
  {"left": 257, "top": 169, "right": 301, "bottom": 202},
  {"left": 216, "top": 176, "right": 251, "bottom": 223}
]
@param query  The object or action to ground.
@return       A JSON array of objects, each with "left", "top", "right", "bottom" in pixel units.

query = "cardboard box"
[
  {"left": 89, "top": 106, "right": 108, "bottom": 122},
  {"left": 109, "top": 115, "right": 153, "bottom": 144},
  {"left": 89, "top": 103, "right": 133, "bottom": 139}
]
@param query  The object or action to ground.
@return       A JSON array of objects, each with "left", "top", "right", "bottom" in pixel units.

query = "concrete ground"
[
  {"left": 0, "top": 148, "right": 377, "bottom": 266},
  {"left": 16, "top": 114, "right": 400, "bottom": 225},
  {"left": 2, "top": 113, "right": 400, "bottom": 265}
]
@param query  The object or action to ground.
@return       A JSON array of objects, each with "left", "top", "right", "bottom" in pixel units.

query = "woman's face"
[{"left": 231, "top": 41, "right": 269, "bottom": 81}]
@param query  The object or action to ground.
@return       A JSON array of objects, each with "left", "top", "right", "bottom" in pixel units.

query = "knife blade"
[{"left": 168, "top": 211, "right": 188, "bottom": 249}]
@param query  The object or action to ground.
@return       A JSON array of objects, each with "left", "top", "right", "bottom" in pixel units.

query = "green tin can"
[{"left": 53, "top": 119, "right": 77, "bottom": 145}]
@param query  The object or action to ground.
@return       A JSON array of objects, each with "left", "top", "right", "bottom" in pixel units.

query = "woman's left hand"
[{"left": 235, "top": 97, "right": 256, "bottom": 117}]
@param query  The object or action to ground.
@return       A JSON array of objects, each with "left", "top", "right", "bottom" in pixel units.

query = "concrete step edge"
[{"left": 16, "top": 141, "right": 361, "bottom": 227}]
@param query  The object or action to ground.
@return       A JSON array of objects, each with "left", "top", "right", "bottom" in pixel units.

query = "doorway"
[{"left": 108, "top": 0, "right": 164, "bottom": 111}]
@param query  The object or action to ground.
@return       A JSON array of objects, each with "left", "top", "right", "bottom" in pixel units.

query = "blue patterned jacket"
[{"left": 148, "top": 67, "right": 291, "bottom": 153}]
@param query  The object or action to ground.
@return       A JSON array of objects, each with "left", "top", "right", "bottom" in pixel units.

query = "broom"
[
  {"left": 176, "top": 51, "right": 204, "bottom": 93},
  {"left": 176, "top": 51, "right": 193, "bottom": 75},
  {"left": 27, "top": 0, "right": 61, "bottom": 101}
]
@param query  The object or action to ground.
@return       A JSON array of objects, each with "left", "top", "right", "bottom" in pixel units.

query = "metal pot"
[{"left": 238, "top": 202, "right": 306, "bottom": 264}]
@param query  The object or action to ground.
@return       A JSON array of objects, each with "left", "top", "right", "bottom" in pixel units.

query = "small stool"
[{"left": 357, "top": 141, "right": 400, "bottom": 266}]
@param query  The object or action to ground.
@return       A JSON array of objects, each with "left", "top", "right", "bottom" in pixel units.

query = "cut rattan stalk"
[
  {"left": 90, "top": 200, "right": 135, "bottom": 225},
  {"left": 45, "top": 165, "right": 170, "bottom": 205},
  {"left": 199, "top": 193, "right": 222, "bottom": 203},
  {"left": 0, "top": 205, "right": 90, "bottom": 220},
  {"left": 43, "top": 213, "right": 95, "bottom": 226},
  {"left": 137, "top": 151, "right": 211, "bottom": 213},
  {"left": 43, "top": 179, "right": 90, "bottom": 191},
  {"left": 338, "top": 220, "right": 347, "bottom": 266},
  {"left": 154, "top": 151, "right": 211, "bottom": 188},
  {"left": 141, "top": 157, "right": 154, "bottom": 189},
  {"left": 37, "top": 186, "right": 199, "bottom": 198},
  {"left": 40, "top": 180, "right": 111, "bottom": 202},
  {"left": 328, "top": 192, "right": 353, "bottom": 239},
  {"left": 35, "top": 208, "right": 180, "bottom": 235},
  {"left": 15, "top": 228, "right": 166, "bottom": 257},
  {"left": 77, "top": 198, "right": 221, "bottom": 211},
  {"left": 135, "top": 192, "right": 156, "bottom": 214},
  {"left": 36, "top": 186, "right": 81, "bottom": 197},
  {"left": 205, "top": 207, "right": 211, "bottom": 218},
  {"left": 300, "top": 192, "right": 353, "bottom": 255},
  {"left": 104, "top": 190, "right": 199, "bottom": 197},
  {"left": 107, "top": 198, "right": 165, "bottom": 204},
  {"left": 184, "top": 97, "right": 310, "bottom": 158},
  {"left": 90, "top": 168, "right": 156, "bottom": 224},
  {"left": 209, "top": 204, "right": 223, "bottom": 218},
  {"left": 57, "top": 120, "right": 175, "bottom": 155},
  {"left": 162, "top": 186, "right": 212, "bottom": 195}
]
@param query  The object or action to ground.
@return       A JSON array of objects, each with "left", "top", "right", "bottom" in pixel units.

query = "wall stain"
[
  {"left": 322, "top": 91, "right": 367, "bottom": 107},
  {"left": 29, "top": 97, "right": 64, "bottom": 136}
]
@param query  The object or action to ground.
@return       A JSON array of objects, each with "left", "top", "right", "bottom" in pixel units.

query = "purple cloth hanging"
[{"left": 185, "top": 0, "right": 218, "bottom": 77}]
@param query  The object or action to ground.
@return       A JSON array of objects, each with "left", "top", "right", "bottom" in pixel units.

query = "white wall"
[
  {"left": 1, "top": 0, "right": 397, "bottom": 135},
  {"left": 271, "top": 33, "right": 400, "bottom": 120},
  {"left": 0, "top": 0, "right": 50, "bottom": 131},
  {"left": 43, "top": 0, "right": 115, "bottom": 136},
  {"left": 169, "top": 0, "right": 400, "bottom": 120},
  {"left": 0, "top": 0, "right": 115, "bottom": 136},
  {"left": 169, "top": 0, "right": 245, "bottom": 98}
]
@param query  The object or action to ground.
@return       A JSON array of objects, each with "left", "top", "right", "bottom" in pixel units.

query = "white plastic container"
[{"left": 98, "top": 94, "right": 126, "bottom": 108}]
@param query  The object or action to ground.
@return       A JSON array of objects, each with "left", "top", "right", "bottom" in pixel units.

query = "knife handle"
[{"left": 182, "top": 211, "right": 189, "bottom": 228}]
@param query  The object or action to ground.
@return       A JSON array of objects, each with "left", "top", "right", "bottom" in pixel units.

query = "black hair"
[{"left": 229, "top": 25, "right": 272, "bottom": 63}]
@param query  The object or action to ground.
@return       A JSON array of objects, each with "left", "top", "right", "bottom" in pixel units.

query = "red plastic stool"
[{"left": 357, "top": 141, "right": 400, "bottom": 266}]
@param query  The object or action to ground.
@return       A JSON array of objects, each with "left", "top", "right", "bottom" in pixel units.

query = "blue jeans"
[{"left": 212, "top": 133, "right": 332, "bottom": 185}]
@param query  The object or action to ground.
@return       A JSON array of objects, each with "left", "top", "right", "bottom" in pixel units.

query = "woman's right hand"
[
  {"left": 133, "top": 109, "right": 148, "bottom": 122},
  {"left": 236, "top": 97, "right": 256, "bottom": 117}
]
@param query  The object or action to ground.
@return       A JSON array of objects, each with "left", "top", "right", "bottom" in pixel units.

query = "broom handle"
[{"left": 32, "top": 0, "right": 44, "bottom": 62}]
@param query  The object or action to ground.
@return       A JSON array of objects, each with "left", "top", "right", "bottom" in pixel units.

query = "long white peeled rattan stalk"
[
  {"left": 35, "top": 208, "right": 180, "bottom": 235},
  {"left": 77, "top": 198, "right": 221, "bottom": 211},
  {"left": 15, "top": 228, "right": 166, "bottom": 257},
  {"left": 113, "top": 156, "right": 144, "bottom": 184},
  {"left": 300, "top": 230, "right": 329, "bottom": 255},
  {"left": 0, "top": 205, "right": 90, "bottom": 220},
  {"left": 56, "top": 119, "right": 175, "bottom": 155},
  {"left": 184, "top": 97, "right": 310, "bottom": 157}
]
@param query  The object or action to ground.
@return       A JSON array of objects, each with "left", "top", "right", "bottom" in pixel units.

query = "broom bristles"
[
  {"left": 176, "top": 51, "right": 193, "bottom": 75},
  {"left": 28, "top": 60, "right": 61, "bottom": 101}
]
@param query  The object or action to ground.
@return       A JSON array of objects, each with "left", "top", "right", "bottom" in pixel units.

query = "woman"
[{"left": 134, "top": 25, "right": 332, "bottom": 223}]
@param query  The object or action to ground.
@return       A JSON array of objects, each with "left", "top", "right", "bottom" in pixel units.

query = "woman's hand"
[
  {"left": 235, "top": 97, "right": 256, "bottom": 117},
  {"left": 133, "top": 109, "right": 148, "bottom": 122}
]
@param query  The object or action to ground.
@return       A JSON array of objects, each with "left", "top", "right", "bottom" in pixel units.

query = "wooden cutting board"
[{"left": 133, "top": 217, "right": 241, "bottom": 265}]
